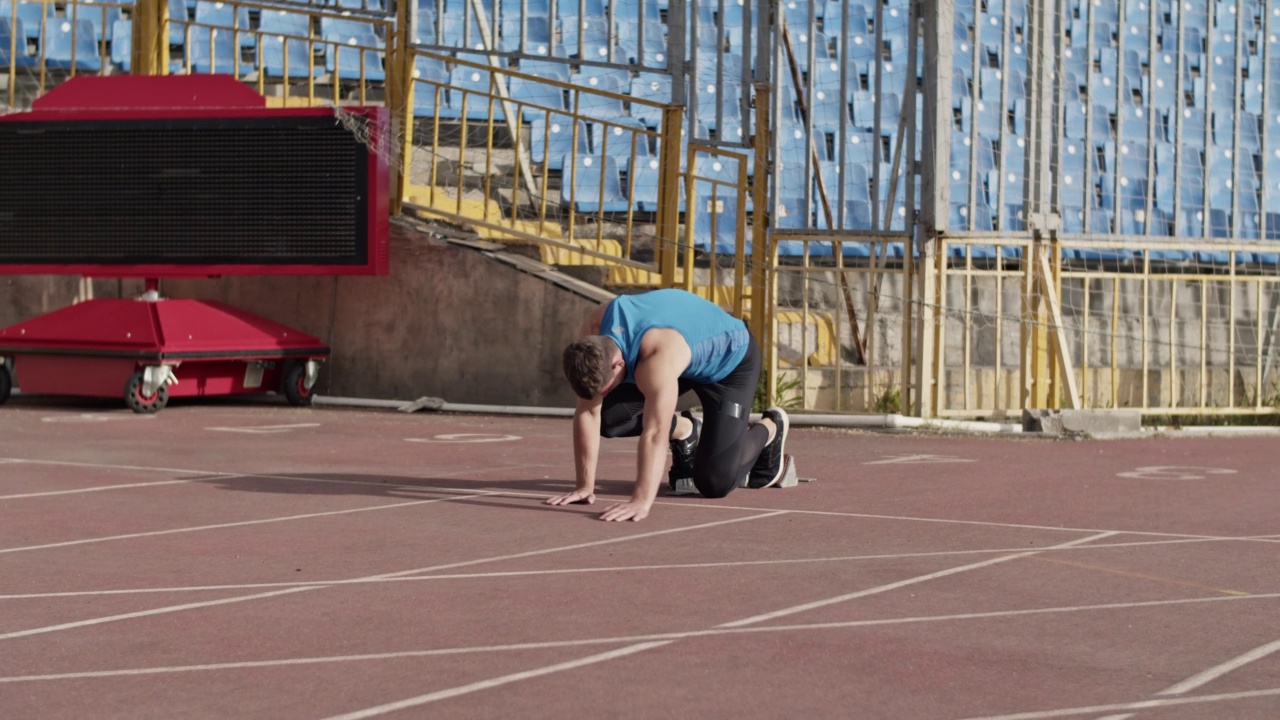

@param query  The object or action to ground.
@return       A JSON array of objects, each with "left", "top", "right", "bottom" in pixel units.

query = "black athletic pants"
[{"left": 598, "top": 335, "right": 769, "bottom": 498}]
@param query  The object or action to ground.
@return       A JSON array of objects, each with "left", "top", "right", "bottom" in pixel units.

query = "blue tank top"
[{"left": 599, "top": 289, "right": 750, "bottom": 384}]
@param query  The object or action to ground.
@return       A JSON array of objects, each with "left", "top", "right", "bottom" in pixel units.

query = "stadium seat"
[
  {"left": 259, "top": 35, "right": 321, "bottom": 78},
  {"left": 109, "top": 18, "right": 130, "bottom": 71},
  {"left": 617, "top": 20, "right": 667, "bottom": 67},
  {"left": 692, "top": 193, "right": 739, "bottom": 254},
  {"left": 324, "top": 31, "right": 386, "bottom": 81},
  {"left": 412, "top": 56, "right": 449, "bottom": 117},
  {"left": 44, "top": 19, "right": 101, "bottom": 72},
  {"left": 594, "top": 118, "right": 651, "bottom": 171},
  {"left": 530, "top": 114, "right": 589, "bottom": 170},
  {"left": 189, "top": 26, "right": 238, "bottom": 74},
  {"left": 508, "top": 76, "right": 567, "bottom": 121},
  {"left": 499, "top": 14, "right": 554, "bottom": 55},
  {"left": 0, "top": 18, "right": 34, "bottom": 68},
  {"left": 518, "top": 58, "right": 570, "bottom": 81},
  {"left": 628, "top": 156, "right": 684, "bottom": 213},
  {"left": 72, "top": 2, "right": 123, "bottom": 44},
  {"left": 1, "top": 1, "right": 53, "bottom": 41},
  {"left": 562, "top": 154, "right": 631, "bottom": 213},
  {"left": 629, "top": 72, "right": 671, "bottom": 128},
  {"left": 193, "top": 1, "right": 252, "bottom": 46}
]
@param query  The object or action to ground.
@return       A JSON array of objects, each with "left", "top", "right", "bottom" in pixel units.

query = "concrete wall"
[{"left": 0, "top": 222, "right": 604, "bottom": 407}]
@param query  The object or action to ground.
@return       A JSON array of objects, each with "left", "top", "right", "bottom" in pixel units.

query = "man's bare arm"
[
  {"left": 599, "top": 330, "right": 689, "bottom": 522},
  {"left": 547, "top": 395, "right": 602, "bottom": 506}
]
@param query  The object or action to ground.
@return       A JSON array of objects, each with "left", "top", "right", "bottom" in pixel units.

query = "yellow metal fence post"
[{"left": 656, "top": 104, "right": 684, "bottom": 288}]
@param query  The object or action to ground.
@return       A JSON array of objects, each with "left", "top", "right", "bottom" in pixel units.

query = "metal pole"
[{"left": 915, "top": 0, "right": 953, "bottom": 416}]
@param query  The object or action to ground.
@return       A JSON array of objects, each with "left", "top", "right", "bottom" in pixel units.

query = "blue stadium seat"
[
  {"left": 530, "top": 114, "right": 588, "bottom": 170},
  {"left": 499, "top": 14, "right": 554, "bottom": 55},
  {"left": 440, "top": 66, "right": 505, "bottom": 121},
  {"left": 1, "top": 1, "right": 53, "bottom": 41},
  {"left": 808, "top": 64, "right": 850, "bottom": 135},
  {"left": 695, "top": 80, "right": 741, "bottom": 132},
  {"left": 44, "top": 19, "right": 101, "bottom": 72},
  {"left": 189, "top": 26, "right": 238, "bottom": 73},
  {"left": 259, "top": 34, "right": 321, "bottom": 78},
  {"left": 628, "top": 156, "right": 684, "bottom": 213},
  {"left": 617, "top": 20, "right": 667, "bottom": 67},
  {"left": 0, "top": 17, "right": 34, "bottom": 68},
  {"left": 193, "top": 1, "right": 252, "bottom": 46},
  {"left": 516, "top": 59, "right": 568, "bottom": 81},
  {"left": 168, "top": 0, "right": 188, "bottom": 44},
  {"left": 412, "top": 56, "right": 448, "bottom": 117},
  {"left": 693, "top": 193, "right": 739, "bottom": 254},
  {"left": 324, "top": 32, "right": 385, "bottom": 82},
  {"left": 109, "top": 18, "right": 130, "bottom": 71},
  {"left": 774, "top": 164, "right": 810, "bottom": 231},
  {"left": 508, "top": 75, "right": 566, "bottom": 120},
  {"left": 562, "top": 154, "right": 631, "bottom": 213},
  {"left": 594, "top": 118, "right": 650, "bottom": 171},
  {"left": 629, "top": 73, "right": 671, "bottom": 128},
  {"left": 72, "top": 2, "right": 123, "bottom": 43}
]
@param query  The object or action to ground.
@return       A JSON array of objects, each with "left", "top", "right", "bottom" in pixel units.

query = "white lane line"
[
  {"left": 0, "top": 510, "right": 783, "bottom": 641},
  {"left": 719, "top": 531, "right": 1119, "bottom": 628},
  {"left": 321, "top": 642, "right": 674, "bottom": 720},
  {"left": 0, "top": 587, "right": 320, "bottom": 641},
  {"left": 372, "top": 511, "right": 790, "bottom": 579},
  {"left": 953, "top": 687, "right": 1280, "bottom": 720},
  {"left": 0, "top": 458, "right": 212, "bottom": 476},
  {"left": 322, "top": 531, "right": 1120, "bottom": 718},
  {"left": 1157, "top": 637, "right": 1280, "bottom": 695},
  {"left": 0, "top": 475, "right": 242, "bottom": 501},
  {"left": 0, "top": 494, "right": 481, "bottom": 555},
  {"left": 3, "top": 593, "right": 1278, "bottom": 685},
  {"left": 3, "top": 456, "right": 1272, "bottom": 544},
  {"left": 663, "top": 501, "right": 1245, "bottom": 541},
  {"left": 0, "top": 535, "right": 1239, "bottom": 601}
]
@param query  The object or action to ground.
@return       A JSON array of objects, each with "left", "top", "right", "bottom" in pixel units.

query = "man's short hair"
[{"left": 563, "top": 336, "right": 616, "bottom": 399}]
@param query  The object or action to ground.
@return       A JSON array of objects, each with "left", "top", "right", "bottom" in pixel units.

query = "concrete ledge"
[{"left": 1022, "top": 409, "right": 1143, "bottom": 435}]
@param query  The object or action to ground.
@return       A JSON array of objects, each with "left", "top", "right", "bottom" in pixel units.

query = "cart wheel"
[
  {"left": 283, "top": 364, "right": 314, "bottom": 407},
  {"left": 124, "top": 371, "right": 169, "bottom": 414},
  {"left": 0, "top": 365, "right": 11, "bottom": 406}
]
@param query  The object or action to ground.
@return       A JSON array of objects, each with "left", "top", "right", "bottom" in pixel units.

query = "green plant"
[
  {"left": 753, "top": 372, "right": 804, "bottom": 413},
  {"left": 872, "top": 386, "right": 901, "bottom": 414}
]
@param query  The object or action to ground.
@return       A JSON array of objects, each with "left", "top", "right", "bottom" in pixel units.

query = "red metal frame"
[{"left": 0, "top": 75, "right": 390, "bottom": 278}]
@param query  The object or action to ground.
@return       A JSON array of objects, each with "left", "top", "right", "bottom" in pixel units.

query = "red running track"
[{"left": 0, "top": 398, "right": 1277, "bottom": 719}]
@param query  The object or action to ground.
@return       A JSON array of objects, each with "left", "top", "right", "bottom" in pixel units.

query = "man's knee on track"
[{"left": 694, "top": 470, "right": 738, "bottom": 498}]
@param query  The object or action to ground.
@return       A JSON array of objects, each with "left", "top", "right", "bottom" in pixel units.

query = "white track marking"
[
  {"left": 0, "top": 458, "right": 212, "bottom": 476},
  {"left": 864, "top": 454, "right": 974, "bottom": 465},
  {"left": 1157, "top": 637, "right": 1280, "bottom": 695},
  {"left": 3, "top": 593, "right": 1277, "bottom": 684},
  {"left": 0, "top": 475, "right": 242, "bottom": 501},
  {"left": 325, "top": 531, "right": 1119, "bottom": 718},
  {"left": 719, "top": 532, "right": 1118, "bottom": 628},
  {"left": 953, "top": 688, "right": 1280, "bottom": 720},
  {"left": 321, "top": 642, "right": 674, "bottom": 720},
  {"left": 0, "top": 535, "right": 1239, "bottom": 601},
  {"left": 1, "top": 456, "right": 1269, "bottom": 543},
  {"left": 1088, "top": 637, "right": 1280, "bottom": 720},
  {"left": 0, "top": 587, "right": 320, "bottom": 641},
  {"left": 206, "top": 424, "right": 321, "bottom": 434},
  {"left": 0, "top": 494, "right": 487, "bottom": 555},
  {"left": 370, "top": 511, "right": 789, "bottom": 580},
  {"left": 0, "top": 511, "right": 783, "bottom": 641}
]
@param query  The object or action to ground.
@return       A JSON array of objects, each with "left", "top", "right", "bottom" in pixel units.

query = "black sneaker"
[
  {"left": 667, "top": 410, "right": 701, "bottom": 496},
  {"left": 747, "top": 407, "right": 789, "bottom": 488}
]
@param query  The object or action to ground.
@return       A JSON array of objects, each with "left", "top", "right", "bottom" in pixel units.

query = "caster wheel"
[
  {"left": 124, "top": 371, "right": 169, "bottom": 414},
  {"left": 283, "top": 364, "right": 314, "bottom": 407}
]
